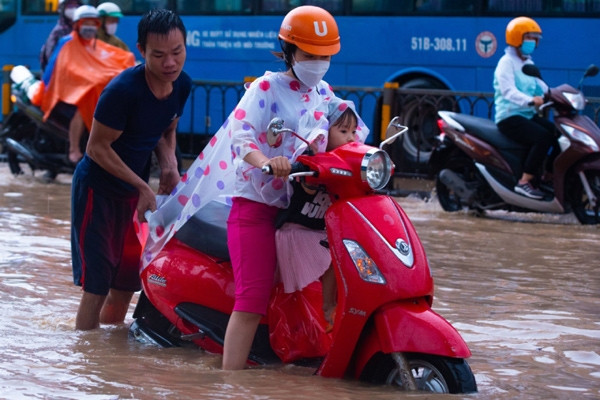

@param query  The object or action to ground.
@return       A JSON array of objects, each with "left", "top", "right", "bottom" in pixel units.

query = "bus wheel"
[{"left": 396, "top": 78, "right": 453, "bottom": 169}]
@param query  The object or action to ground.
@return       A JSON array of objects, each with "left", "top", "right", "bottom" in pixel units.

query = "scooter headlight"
[
  {"left": 343, "top": 239, "right": 386, "bottom": 284},
  {"left": 561, "top": 124, "right": 599, "bottom": 151},
  {"left": 361, "top": 149, "right": 393, "bottom": 190},
  {"left": 563, "top": 91, "right": 585, "bottom": 110}
]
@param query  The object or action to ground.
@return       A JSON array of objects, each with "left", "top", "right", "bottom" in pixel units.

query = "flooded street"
[{"left": 0, "top": 162, "right": 598, "bottom": 399}]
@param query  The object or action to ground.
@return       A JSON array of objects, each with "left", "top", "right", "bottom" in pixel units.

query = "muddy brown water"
[{"left": 0, "top": 164, "right": 598, "bottom": 399}]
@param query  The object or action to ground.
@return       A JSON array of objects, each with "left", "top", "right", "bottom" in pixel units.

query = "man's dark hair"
[{"left": 137, "top": 9, "right": 186, "bottom": 51}]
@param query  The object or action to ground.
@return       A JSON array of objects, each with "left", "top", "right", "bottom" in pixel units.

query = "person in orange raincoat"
[{"left": 33, "top": 5, "right": 135, "bottom": 164}]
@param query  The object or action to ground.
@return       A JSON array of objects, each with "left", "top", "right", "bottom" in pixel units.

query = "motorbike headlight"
[
  {"left": 561, "top": 124, "right": 599, "bottom": 151},
  {"left": 361, "top": 149, "right": 393, "bottom": 190},
  {"left": 343, "top": 239, "right": 386, "bottom": 284},
  {"left": 563, "top": 91, "right": 585, "bottom": 110}
]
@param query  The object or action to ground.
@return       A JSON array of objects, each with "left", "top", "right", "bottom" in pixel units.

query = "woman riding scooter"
[
  {"left": 493, "top": 16, "right": 557, "bottom": 199},
  {"left": 138, "top": 5, "right": 364, "bottom": 370}
]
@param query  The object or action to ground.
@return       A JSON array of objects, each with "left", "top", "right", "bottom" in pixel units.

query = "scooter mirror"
[
  {"left": 266, "top": 117, "right": 286, "bottom": 148},
  {"left": 522, "top": 64, "right": 542, "bottom": 80},
  {"left": 584, "top": 64, "right": 599, "bottom": 78},
  {"left": 266, "top": 117, "right": 311, "bottom": 150},
  {"left": 379, "top": 116, "right": 408, "bottom": 149}
]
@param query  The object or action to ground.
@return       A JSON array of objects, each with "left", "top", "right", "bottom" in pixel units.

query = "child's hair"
[
  {"left": 331, "top": 107, "right": 357, "bottom": 130},
  {"left": 137, "top": 9, "right": 186, "bottom": 51}
]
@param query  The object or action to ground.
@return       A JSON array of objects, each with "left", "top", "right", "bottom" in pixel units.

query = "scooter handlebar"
[{"left": 261, "top": 162, "right": 311, "bottom": 176}]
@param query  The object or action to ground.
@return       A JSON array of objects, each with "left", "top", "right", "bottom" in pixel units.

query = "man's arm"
[
  {"left": 154, "top": 117, "right": 180, "bottom": 196},
  {"left": 86, "top": 118, "right": 157, "bottom": 220}
]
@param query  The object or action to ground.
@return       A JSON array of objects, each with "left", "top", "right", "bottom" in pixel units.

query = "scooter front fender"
[{"left": 351, "top": 299, "right": 471, "bottom": 379}]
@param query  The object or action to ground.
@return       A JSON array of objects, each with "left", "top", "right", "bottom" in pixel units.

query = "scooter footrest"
[{"left": 175, "top": 302, "right": 280, "bottom": 364}]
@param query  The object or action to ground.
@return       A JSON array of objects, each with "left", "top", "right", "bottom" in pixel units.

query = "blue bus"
[{"left": 1, "top": 0, "right": 599, "bottom": 159}]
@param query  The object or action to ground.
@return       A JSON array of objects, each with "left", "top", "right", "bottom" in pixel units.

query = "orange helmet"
[
  {"left": 278, "top": 6, "right": 340, "bottom": 56},
  {"left": 505, "top": 16, "right": 542, "bottom": 47}
]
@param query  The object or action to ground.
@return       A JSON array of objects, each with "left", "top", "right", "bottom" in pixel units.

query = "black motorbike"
[{"left": 0, "top": 67, "right": 83, "bottom": 180}]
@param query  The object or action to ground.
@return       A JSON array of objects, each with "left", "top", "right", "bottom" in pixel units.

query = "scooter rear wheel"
[{"left": 361, "top": 352, "right": 477, "bottom": 393}]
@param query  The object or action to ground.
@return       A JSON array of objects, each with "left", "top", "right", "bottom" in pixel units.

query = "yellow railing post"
[
  {"left": 2, "top": 64, "right": 13, "bottom": 119},
  {"left": 380, "top": 81, "right": 399, "bottom": 142}
]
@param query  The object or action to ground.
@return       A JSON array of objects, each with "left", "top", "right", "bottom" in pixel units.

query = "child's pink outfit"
[{"left": 275, "top": 222, "right": 331, "bottom": 293}]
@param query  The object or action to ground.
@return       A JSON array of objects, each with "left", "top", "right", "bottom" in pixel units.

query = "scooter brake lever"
[{"left": 288, "top": 171, "right": 317, "bottom": 181}]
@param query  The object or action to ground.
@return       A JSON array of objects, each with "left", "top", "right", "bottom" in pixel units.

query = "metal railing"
[{"left": 177, "top": 80, "right": 600, "bottom": 161}]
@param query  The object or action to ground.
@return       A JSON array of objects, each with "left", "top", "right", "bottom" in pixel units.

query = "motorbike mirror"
[
  {"left": 577, "top": 64, "right": 599, "bottom": 90},
  {"left": 522, "top": 64, "right": 542, "bottom": 80},
  {"left": 379, "top": 116, "right": 408, "bottom": 149},
  {"left": 266, "top": 117, "right": 289, "bottom": 148},
  {"left": 266, "top": 117, "right": 311, "bottom": 149},
  {"left": 584, "top": 64, "right": 599, "bottom": 78}
]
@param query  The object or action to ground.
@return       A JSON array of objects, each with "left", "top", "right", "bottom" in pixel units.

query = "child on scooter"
[{"left": 275, "top": 98, "right": 359, "bottom": 326}]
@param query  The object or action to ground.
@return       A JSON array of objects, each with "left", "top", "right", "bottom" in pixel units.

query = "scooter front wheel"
[
  {"left": 570, "top": 169, "right": 600, "bottom": 225},
  {"left": 7, "top": 150, "right": 24, "bottom": 175},
  {"left": 361, "top": 352, "right": 477, "bottom": 393},
  {"left": 435, "top": 157, "right": 478, "bottom": 212}
]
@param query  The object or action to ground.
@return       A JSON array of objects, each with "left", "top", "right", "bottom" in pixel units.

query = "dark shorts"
[{"left": 71, "top": 169, "right": 142, "bottom": 295}]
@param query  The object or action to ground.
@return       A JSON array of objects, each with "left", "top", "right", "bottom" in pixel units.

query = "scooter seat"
[
  {"left": 174, "top": 201, "right": 231, "bottom": 260},
  {"left": 446, "top": 112, "right": 529, "bottom": 177},
  {"left": 450, "top": 113, "right": 526, "bottom": 151}
]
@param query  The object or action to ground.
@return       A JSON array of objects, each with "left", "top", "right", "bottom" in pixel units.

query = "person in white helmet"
[
  {"left": 39, "top": 0, "right": 83, "bottom": 72},
  {"left": 97, "top": 2, "right": 129, "bottom": 51},
  {"left": 37, "top": 5, "right": 134, "bottom": 165}
]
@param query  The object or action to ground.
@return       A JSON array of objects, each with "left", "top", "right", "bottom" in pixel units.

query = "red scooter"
[{"left": 130, "top": 118, "right": 477, "bottom": 394}]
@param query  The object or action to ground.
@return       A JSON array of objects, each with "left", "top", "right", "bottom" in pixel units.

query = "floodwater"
[{"left": 0, "top": 163, "right": 598, "bottom": 400}]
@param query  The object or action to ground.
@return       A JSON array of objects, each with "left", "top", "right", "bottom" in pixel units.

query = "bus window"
[
  {"left": 262, "top": 0, "right": 343, "bottom": 14},
  {"left": 176, "top": 0, "right": 253, "bottom": 14},
  {"left": 130, "top": 0, "right": 169, "bottom": 13},
  {"left": 351, "top": 0, "right": 475, "bottom": 14},
  {"left": 352, "top": 0, "right": 412, "bottom": 13},
  {"left": 562, "top": 0, "right": 600, "bottom": 11},
  {"left": 487, "top": 0, "right": 543, "bottom": 12},
  {"left": 22, "top": 0, "right": 56, "bottom": 14},
  {"left": 0, "top": 0, "right": 16, "bottom": 34},
  {"left": 0, "top": 0, "right": 15, "bottom": 11}
]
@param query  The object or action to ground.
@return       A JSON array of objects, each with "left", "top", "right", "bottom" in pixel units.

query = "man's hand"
[
  {"left": 137, "top": 184, "right": 157, "bottom": 222},
  {"left": 157, "top": 167, "right": 180, "bottom": 195}
]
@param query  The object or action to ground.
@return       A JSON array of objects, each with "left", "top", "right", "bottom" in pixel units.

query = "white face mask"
[
  {"left": 105, "top": 22, "right": 118, "bottom": 36},
  {"left": 64, "top": 7, "right": 75, "bottom": 21},
  {"left": 292, "top": 58, "right": 330, "bottom": 88}
]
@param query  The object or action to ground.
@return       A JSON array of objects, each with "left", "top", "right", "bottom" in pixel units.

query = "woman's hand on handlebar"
[
  {"left": 263, "top": 156, "right": 291, "bottom": 178},
  {"left": 531, "top": 96, "right": 545, "bottom": 108}
]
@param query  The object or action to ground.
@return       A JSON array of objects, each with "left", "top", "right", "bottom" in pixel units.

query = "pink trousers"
[{"left": 227, "top": 197, "right": 279, "bottom": 315}]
